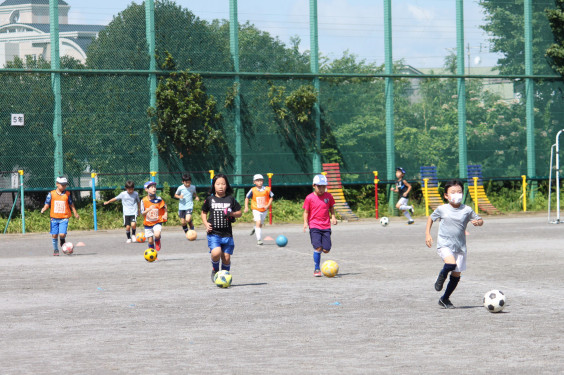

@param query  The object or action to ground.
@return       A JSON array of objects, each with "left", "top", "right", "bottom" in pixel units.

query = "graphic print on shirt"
[{"left": 211, "top": 198, "right": 232, "bottom": 230}]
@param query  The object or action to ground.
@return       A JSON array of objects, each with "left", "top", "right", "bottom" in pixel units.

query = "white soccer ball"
[
  {"left": 380, "top": 217, "right": 389, "bottom": 227},
  {"left": 61, "top": 242, "right": 74, "bottom": 255},
  {"left": 483, "top": 289, "right": 506, "bottom": 313}
]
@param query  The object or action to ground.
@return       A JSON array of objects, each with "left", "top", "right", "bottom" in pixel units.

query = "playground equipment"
[
  {"left": 322, "top": 163, "right": 359, "bottom": 221},
  {"left": 420, "top": 166, "right": 445, "bottom": 214},
  {"left": 467, "top": 165, "right": 500, "bottom": 215}
]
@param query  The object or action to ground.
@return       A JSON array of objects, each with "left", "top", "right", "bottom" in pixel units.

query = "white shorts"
[
  {"left": 144, "top": 223, "right": 162, "bottom": 238},
  {"left": 252, "top": 209, "right": 268, "bottom": 223},
  {"left": 437, "top": 247, "right": 467, "bottom": 272},
  {"left": 398, "top": 197, "right": 409, "bottom": 206}
]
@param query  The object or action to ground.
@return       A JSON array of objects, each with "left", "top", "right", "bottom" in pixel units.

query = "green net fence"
[{"left": 1, "top": 0, "right": 563, "bottom": 194}]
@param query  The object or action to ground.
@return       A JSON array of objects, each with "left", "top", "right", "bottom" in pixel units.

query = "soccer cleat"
[
  {"left": 126, "top": 239, "right": 132, "bottom": 243},
  {"left": 257, "top": 240, "right": 263, "bottom": 245},
  {"left": 53, "top": 250, "right": 59, "bottom": 256},
  {"left": 409, "top": 207, "right": 415, "bottom": 215},
  {"left": 435, "top": 273, "right": 446, "bottom": 291},
  {"left": 155, "top": 241, "right": 161, "bottom": 252},
  {"left": 438, "top": 297, "right": 455, "bottom": 309},
  {"left": 250, "top": 228, "right": 255, "bottom": 236},
  {"left": 407, "top": 220, "right": 414, "bottom": 225},
  {"left": 314, "top": 269, "right": 322, "bottom": 277}
]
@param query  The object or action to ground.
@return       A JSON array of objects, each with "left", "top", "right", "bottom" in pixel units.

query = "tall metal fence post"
[
  {"left": 49, "top": 0, "right": 63, "bottom": 179},
  {"left": 230, "top": 0, "right": 243, "bottom": 202},
  {"left": 310, "top": 0, "right": 321, "bottom": 174},
  {"left": 267, "top": 173, "right": 273, "bottom": 225},
  {"left": 19, "top": 169, "right": 25, "bottom": 233},
  {"left": 423, "top": 178, "right": 429, "bottom": 217},
  {"left": 522, "top": 175, "right": 528, "bottom": 212},
  {"left": 456, "top": 0, "right": 468, "bottom": 182},
  {"left": 91, "top": 173, "right": 98, "bottom": 231},
  {"left": 146, "top": 0, "right": 159, "bottom": 185},
  {"left": 373, "top": 171, "right": 379, "bottom": 219},
  {"left": 524, "top": 0, "right": 536, "bottom": 201},
  {"left": 384, "top": 0, "right": 395, "bottom": 213}
]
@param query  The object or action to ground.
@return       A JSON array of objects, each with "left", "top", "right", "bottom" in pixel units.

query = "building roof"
[
  {"left": 25, "top": 23, "right": 105, "bottom": 33},
  {"left": 0, "top": 0, "right": 68, "bottom": 6}
]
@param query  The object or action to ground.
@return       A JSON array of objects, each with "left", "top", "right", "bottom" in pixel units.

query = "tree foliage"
[{"left": 149, "top": 53, "right": 225, "bottom": 167}]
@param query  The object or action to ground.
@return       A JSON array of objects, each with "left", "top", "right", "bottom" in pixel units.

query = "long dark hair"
[{"left": 208, "top": 173, "right": 233, "bottom": 196}]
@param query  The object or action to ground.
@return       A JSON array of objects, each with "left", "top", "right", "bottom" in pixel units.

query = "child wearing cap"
[
  {"left": 303, "top": 174, "right": 337, "bottom": 277},
  {"left": 390, "top": 167, "right": 415, "bottom": 224},
  {"left": 244, "top": 174, "right": 274, "bottom": 245},
  {"left": 40, "top": 177, "right": 80, "bottom": 256},
  {"left": 141, "top": 181, "right": 168, "bottom": 252},
  {"left": 425, "top": 179, "right": 483, "bottom": 309},
  {"left": 174, "top": 173, "right": 199, "bottom": 234},
  {"left": 103, "top": 180, "right": 141, "bottom": 243}
]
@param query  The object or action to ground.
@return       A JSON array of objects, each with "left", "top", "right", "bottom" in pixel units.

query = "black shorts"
[{"left": 123, "top": 215, "right": 137, "bottom": 226}]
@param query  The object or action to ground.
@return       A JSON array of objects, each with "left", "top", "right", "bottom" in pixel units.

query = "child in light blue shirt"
[{"left": 174, "top": 173, "right": 199, "bottom": 233}]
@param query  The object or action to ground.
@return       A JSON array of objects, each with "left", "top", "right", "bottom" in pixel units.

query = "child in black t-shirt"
[{"left": 201, "top": 173, "right": 242, "bottom": 282}]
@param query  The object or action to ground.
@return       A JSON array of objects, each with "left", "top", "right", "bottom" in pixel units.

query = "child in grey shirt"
[{"left": 425, "top": 179, "right": 483, "bottom": 309}]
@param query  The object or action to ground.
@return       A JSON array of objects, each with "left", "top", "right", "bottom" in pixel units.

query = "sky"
[{"left": 65, "top": 0, "right": 501, "bottom": 69}]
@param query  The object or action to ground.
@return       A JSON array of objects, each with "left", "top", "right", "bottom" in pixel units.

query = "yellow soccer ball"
[
  {"left": 321, "top": 260, "right": 339, "bottom": 278},
  {"left": 214, "top": 270, "right": 232, "bottom": 288},
  {"left": 144, "top": 248, "right": 157, "bottom": 262}
]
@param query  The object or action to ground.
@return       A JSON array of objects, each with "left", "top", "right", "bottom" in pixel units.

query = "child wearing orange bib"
[
  {"left": 141, "top": 181, "right": 168, "bottom": 252},
  {"left": 244, "top": 174, "right": 273, "bottom": 245},
  {"left": 40, "top": 177, "right": 79, "bottom": 256}
]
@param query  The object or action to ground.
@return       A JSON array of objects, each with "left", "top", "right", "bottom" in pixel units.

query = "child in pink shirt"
[{"left": 303, "top": 174, "right": 338, "bottom": 277}]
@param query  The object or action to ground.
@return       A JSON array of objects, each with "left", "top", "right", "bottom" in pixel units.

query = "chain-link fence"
[{"left": 1, "top": 0, "right": 563, "bottom": 195}]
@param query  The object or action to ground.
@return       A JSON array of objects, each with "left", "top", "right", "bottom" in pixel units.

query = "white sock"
[
  {"left": 399, "top": 205, "right": 412, "bottom": 211},
  {"left": 255, "top": 227, "right": 262, "bottom": 240},
  {"left": 403, "top": 211, "right": 413, "bottom": 220}
]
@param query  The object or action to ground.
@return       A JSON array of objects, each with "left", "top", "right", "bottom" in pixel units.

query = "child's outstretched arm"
[
  {"left": 103, "top": 197, "right": 117, "bottom": 205},
  {"left": 425, "top": 216, "right": 434, "bottom": 248},
  {"left": 244, "top": 197, "right": 250, "bottom": 213}
]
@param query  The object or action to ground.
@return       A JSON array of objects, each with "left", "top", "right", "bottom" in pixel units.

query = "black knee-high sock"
[
  {"left": 132, "top": 228, "right": 136, "bottom": 236},
  {"left": 182, "top": 225, "right": 188, "bottom": 233},
  {"left": 60, "top": 237, "right": 66, "bottom": 246},
  {"left": 443, "top": 275, "right": 460, "bottom": 300},
  {"left": 126, "top": 231, "right": 131, "bottom": 239},
  {"left": 441, "top": 263, "right": 457, "bottom": 277}
]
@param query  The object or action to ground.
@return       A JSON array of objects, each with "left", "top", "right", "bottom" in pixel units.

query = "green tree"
[
  {"left": 480, "top": 0, "right": 564, "bottom": 176},
  {"left": 149, "top": 53, "right": 227, "bottom": 172},
  {"left": 546, "top": 0, "right": 564, "bottom": 75}
]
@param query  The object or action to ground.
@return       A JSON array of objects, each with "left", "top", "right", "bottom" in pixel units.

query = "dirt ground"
[{"left": 1, "top": 213, "right": 563, "bottom": 374}]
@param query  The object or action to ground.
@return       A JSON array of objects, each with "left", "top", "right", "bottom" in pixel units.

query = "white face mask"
[{"left": 449, "top": 193, "right": 463, "bottom": 205}]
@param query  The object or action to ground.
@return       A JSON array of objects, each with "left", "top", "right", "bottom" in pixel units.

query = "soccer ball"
[
  {"left": 214, "top": 270, "right": 232, "bottom": 288},
  {"left": 483, "top": 289, "right": 506, "bottom": 313},
  {"left": 61, "top": 242, "right": 74, "bottom": 255},
  {"left": 186, "top": 230, "right": 197, "bottom": 241},
  {"left": 144, "top": 248, "right": 157, "bottom": 262},
  {"left": 380, "top": 217, "right": 389, "bottom": 227},
  {"left": 136, "top": 233, "right": 146, "bottom": 243},
  {"left": 276, "top": 235, "right": 288, "bottom": 247},
  {"left": 321, "top": 260, "right": 339, "bottom": 278}
]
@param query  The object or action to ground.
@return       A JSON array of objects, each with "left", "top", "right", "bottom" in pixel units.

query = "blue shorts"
[
  {"left": 207, "top": 234, "right": 235, "bottom": 255},
  {"left": 309, "top": 228, "right": 332, "bottom": 252},
  {"left": 178, "top": 209, "right": 193, "bottom": 220},
  {"left": 50, "top": 218, "right": 69, "bottom": 235}
]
